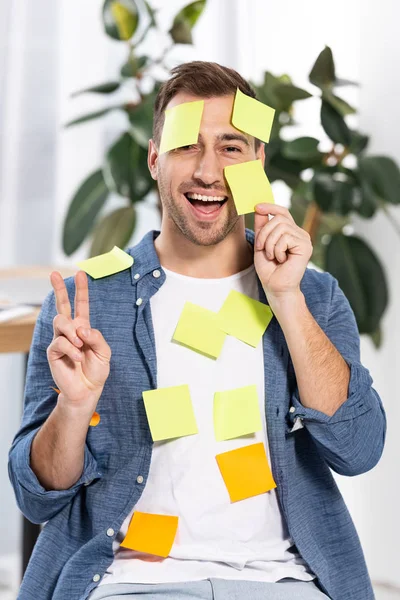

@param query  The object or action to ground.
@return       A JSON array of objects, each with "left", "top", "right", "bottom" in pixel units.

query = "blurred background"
[{"left": 0, "top": 0, "right": 399, "bottom": 598}]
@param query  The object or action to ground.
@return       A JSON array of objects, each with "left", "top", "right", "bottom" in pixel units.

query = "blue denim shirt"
[{"left": 9, "top": 229, "right": 386, "bottom": 600}]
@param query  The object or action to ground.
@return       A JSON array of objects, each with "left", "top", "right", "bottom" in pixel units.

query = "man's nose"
[{"left": 193, "top": 148, "right": 221, "bottom": 186}]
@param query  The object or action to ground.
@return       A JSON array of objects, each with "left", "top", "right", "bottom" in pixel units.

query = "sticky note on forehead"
[
  {"left": 232, "top": 88, "right": 275, "bottom": 144},
  {"left": 77, "top": 246, "right": 133, "bottom": 279},
  {"left": 159, "top": 100, "right": 204, "bottom": 154},
  {"left": 224, "top": 159, "right": 274, "bottom": 216}
]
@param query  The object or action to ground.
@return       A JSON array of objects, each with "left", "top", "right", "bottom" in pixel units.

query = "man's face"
[{"left": 148, "top": 92, "right": 265, "bottom": 246}]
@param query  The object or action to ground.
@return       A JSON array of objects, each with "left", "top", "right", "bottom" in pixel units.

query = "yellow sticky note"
[
  {"left": 224, "top": 159, "right": 274, "bottom": 216},
  {"left": 215, "top": 442, "right": 276, "bottom": 503},
  {"left": 232, "top": 88, "right": 275, "bottom": 144},
  {"left": 172, "top": 302, "right": 226, "bottom": 359},
  {"left": 214, "top": 384, "right": 262, "bottom": 441},
  {"left": 142, "top": 384, "right": 198, "bottom": 442},
  {"left": 77, "top": 246, "right": 133, "bottom": 279},
  {"left": 159, "top": 100, "right": 204, "bottom": 154},
  {"left": 218, "top": 290, "right": 273, "bottom": 347},
  {"left": 121, "top": 511, "right": 179, "bottom": 557}
]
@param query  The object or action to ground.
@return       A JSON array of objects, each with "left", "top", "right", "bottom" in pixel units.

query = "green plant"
[{"left": 63, "top": 9, "right": 396, "bottom": 346}]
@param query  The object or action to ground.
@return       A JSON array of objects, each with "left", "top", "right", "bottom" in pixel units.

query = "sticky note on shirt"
[
  {"left": 172, "top": 302, "right": 226, "bottom": 359},
  {"left": 232, "top": 88, "right": 275, "bottom": 144},
  {"left": 217, "top": 290, "right": 273, "bottom": 347},
  {"left": 77, "top": 246, "right": 133, "bottom": 279},
  {"left": 121, "top": 511, "right": 179, "bottom": 557},
  {"left": 142, "top": 384, "right": 198, "bottom": 442},
  {"left": 224, "top": 159, "right": 275, "bottom": 216},
  {"left": 214, "top": 384, "right": 262, "bottom": 441},
  {"left": 215, "top": 442, "right": 276, "bottom": 503},
  {"left": 159, "top": 100, "right": 204, "bottom": 154}
]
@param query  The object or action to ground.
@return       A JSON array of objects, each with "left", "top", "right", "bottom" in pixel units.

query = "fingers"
[
  {"left": 76, "top": 326, "right": 112, "bottom": 361},
  {"left": 74, "top": 271, "right": 90, "bottom": 323},
  {"left": 47, "top": 335, "right": 83, "bottom": 363},
  {"left": 53, "top": 314, "right": 84, "bottom": 347},
  {"left": 255, "top": 216, "right": 291, "bottom": 252},
  {"left": 50, "top": 271, "right": 71, "bottom": 319}
]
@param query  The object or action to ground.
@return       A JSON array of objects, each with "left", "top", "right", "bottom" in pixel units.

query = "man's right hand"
[{"left": 47, "top": 270, "right": 112, "bottom": 411}]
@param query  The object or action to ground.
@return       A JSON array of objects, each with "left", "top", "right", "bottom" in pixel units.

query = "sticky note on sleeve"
[
  {"left": 224, "top": 159, "right": 274, "bottom": 216},
  {"left": 142, "top": 384, "right": 198, "bottom": 442},
  {"left": 214, "top": 384, "right": 262, "bottom": 441},
  {"left": 232, "top": 88, "right": 275, "bottom": 144},
  {"left": 217, "top": 290, "right": 273, "bottom": 347},
  {"left": 172, "top": 302, "right": 226, "bottom": 359},
  {"left": 121, "top": 511, "right": 179, "bottom": 557},
  {"left": 159, "top": 100, "right": 204, "bottom": 154},
  {"left": 77, "top": 246, "right": 133, "bottom": 279}
]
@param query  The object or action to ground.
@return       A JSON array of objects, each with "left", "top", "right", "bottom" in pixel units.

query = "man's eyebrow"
[{"left": 197, "top": 132, "right": 251, "bottom": 147}]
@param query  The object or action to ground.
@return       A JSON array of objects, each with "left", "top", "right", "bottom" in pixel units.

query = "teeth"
[{"left": 187, "top": 193, "right": 226, "bottom": 202}]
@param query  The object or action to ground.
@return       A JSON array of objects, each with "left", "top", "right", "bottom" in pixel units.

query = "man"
[{"left": 9, "top": 61, "right": 386, "bottom": 600}]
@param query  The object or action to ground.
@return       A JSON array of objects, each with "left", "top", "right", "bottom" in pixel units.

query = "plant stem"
[{"left": 302, "top": 201, "right": 321, "bottom": 243}]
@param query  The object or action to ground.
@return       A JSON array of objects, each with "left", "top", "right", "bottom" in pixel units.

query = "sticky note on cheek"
[
  {"left": 217, "top": 289, "right": 273, "bottom": 347},
  {"left": 224, "top": 159, "right": 275, "bottom": 216},
  {"left": 172, "top": 302, "right": 226, "bottom": 359},
  {"left": 232, "top": 88, "right": 275, "bottom": 144},
  {"left": 121, "top": 511, "right": 179, "bottom": 557},
  {"left": 159, "top": 100, "right": 204, "bottom": 154},
  {"left": 77, "top": 246, "right": 133, "bottom": 279}
]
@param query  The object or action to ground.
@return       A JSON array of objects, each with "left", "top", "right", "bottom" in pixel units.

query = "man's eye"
[
  {"left": 180, "top": 145, "right": 195, "bottom": 151},
  {"left": 224, "top": 146, "right": 241, "bottom": 153}
]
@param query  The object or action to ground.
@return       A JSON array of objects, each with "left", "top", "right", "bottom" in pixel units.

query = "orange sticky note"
[
  {"left": 215, "top": 442, "right": 276, "bottom": 503},
  {"left": 90, "top": 412, "right": 101, "bottom": 427},
  {"left": 120, "top": 511, "right": 179, "bottom": 557}
]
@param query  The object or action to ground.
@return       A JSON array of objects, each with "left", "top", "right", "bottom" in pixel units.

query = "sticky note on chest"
[
  {"left": 77, "top": 246, "right": 133, "bottom": 279},
  {"left": 224, "top": 159, "right": 274, "bottom": 216},
  {"left": 172, "top": 302, "right": 226, "bottom": 359},
  {"left": 217, "top": 290, "right": 273, "bottom": 347},
  {"left": 215, "top": 442, "right": 276, "bottom": 503},
  {"left": 121, "top": 511, "right": 179, "bottom": 557},
  {"left": 232, "top": 88, "right": 275, "bottom": 144},
  {"left": 142, "top": 384, "right": 198, "bottom": 442},
  {"left": 214, "top": 384, "right": 262, "bottom": 441},
  {"left": 159, "top": 100, "right": 204, "bottom": 154}
]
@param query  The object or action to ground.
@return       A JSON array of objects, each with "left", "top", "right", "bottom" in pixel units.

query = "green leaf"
[
  {"left": 309, "top": 46, "right": 335, "bottom": 89},
  {"left": 103, "top": 0, "right": 139, "bottom": 41},
  {"left": 266, "top": 152, "right": 302, "bottom": 189},
  {"left": 90, "top": 205, "right": 136, "bottom": 257},
  {"left": 348, "top": 131, "right": 369, "bottom": 155},
  {"left": 370, "top": 326, "right": 383, "bottom": 349},
  {"left": 320, "top": 100, "right": 351, "bottom": 145},
  {"left": 169, "top": 0, "right": 206, "bottom": 44},
  {"left": 334, "top": 78, "right": 359, "bottom": 87},
  {"left": 282, "top": 137, "right": 320, "bottom": 161},
  {"left": 120, "top": 55, "right": 148, "bottom": 78},
  {"left": 322, "top": 90, "right": 356, "bottom": 116},
  {"left": 357, "top": 179, "right": 379, "bottom": 218},
  {"left": 325, "top": 233, "right": 388, "bottom": 334},
  {"left": 64, "top": 106, "right": 123, "bottom": 128},
  {"left": 105, "top": 132, "right": 153, "bottom": 201},
  {"left": 62, "top": 170, "right": 109, "bottom": 256},
  {"left": 71, "top": 81, "right": 121, "bottom": 97},
  {"left": 358, "top": 155, "right": 400, "bottom": 205},
  {"left": 273, "top": 83, "right": 312, "bottom": 111},
  {"left": 312, "top": 171, "right": 356, "bottom": 215},
  {"left": 127, "top": 92, "right": 155, "bottom": 147}
]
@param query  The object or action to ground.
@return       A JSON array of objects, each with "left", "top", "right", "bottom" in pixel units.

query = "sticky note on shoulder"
[
  {"left": 218, "top": 290, "right": 273, "bottom": 347},
  {"left": 232, "top": 88, "right": 275, "bottom": 144},
  {"left": 224, "top": 159, "right": 274, "bottom": 216},
  {"left": 172, "top": 302, "right": 226, "bottom": 359},
  {"left": 159, "top": 100, "right": 204, "bottom": 154},
  {"left": 77, "top": 246, "right": 133, "bottom": 279},
  {"left": 121, "top": 511, "right": 179, "bottom": 557},
  {"left": 214, "top": 384, "right": 262, "bottom": 441},
  {"left": 142, "top": 384, "right": 198, "bottom": 442}
]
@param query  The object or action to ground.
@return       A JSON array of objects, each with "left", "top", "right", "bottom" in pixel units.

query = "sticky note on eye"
[
  {"left": 215, "top": 442, "right": 276, "bottom": 503},
  {"left": 218, "top": 290, "right": 273, "bottom": 347},
  {"left": 142, "top": 384, "right": 198, "bottom": 442},
  {"left": 159, "top": 100, "right": 204, "bottom": 154},
  {"left": 172, "top": 302, "right": 226, "bottom": 359},
  {"left": 224, "top": 159, "right": 274, "bottom": 216},
  {"left": 214, "top": 384, "right": 262, "bottom": 441},
  {"left": 77, "top": 246, "right": 133, "bottom": 279},
  {"left": 232, "top": 88, "right": 275, "bottom": 144},
  {"left": 121, "top": 511, "right": 179, "bottom": 557}
]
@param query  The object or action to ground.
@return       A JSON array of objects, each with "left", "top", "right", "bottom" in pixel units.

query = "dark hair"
[{"left": 153, "top": 61, "right": 261, "bottom": 149}]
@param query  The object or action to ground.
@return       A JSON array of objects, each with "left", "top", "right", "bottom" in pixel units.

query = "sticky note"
[
  {"left": 121, "top": 511, "right": 179, "bottom": 557},
  {"left": 232, "top": 88, "right": 275, "bottom": 144},
  {"left": 172, "top": 302, "right": 226, "bottom": 359},
  {"left": 142, "top": 384, "right": 198, "bottom": 442},
  {"left": 77, "top": 246, "right": 133, "bottom": 279},
  {"left": 224, "top": 159, "right": 275, "bottom": 216},
  {"left": 216, "top": 442, "right": 276, "bottom": 503},
  {"left": 214, "top": 384, "right": 262, "bottom": 441},
  {"left": 218, "top": 290, "right": 273, "bottom": 347},
  {"left": 159, "top": 100, "right": 204, "bottom": 154},
  {"left": 89, "top": 412, "right": 101, "bottom": 427}
]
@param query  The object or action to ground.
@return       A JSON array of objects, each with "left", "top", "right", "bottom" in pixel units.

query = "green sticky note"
[
  {"left": 214, "top": 384, "right": 262, "bottom": 441},
  {"left": 172, "top": 302, "right": 226, "bottom": 359},
  {"left": 232, "top": 88, "right": 275, "bottom": 144},
  {"left": 77, "top": 246, "right": 133, "bottom": 279},
  {"left": 224, "top": 159, "right": 275, "bottom": 216},
  {"left": 218, "top": 290, "right": 273, "bottom": 347},
  {"left": 159, "top": 100, "right": 204, "bottom": 154},
  {"left": 142, "top": 384, "right": 198, "bottom": 442}
]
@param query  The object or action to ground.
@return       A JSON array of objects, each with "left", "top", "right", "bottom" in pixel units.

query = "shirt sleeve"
[
  {"left": 8, "top": 287, "right": 103, "bottom": 524},
  {"left": 287, "top": 273, "right": 387, "bottom": 477}
]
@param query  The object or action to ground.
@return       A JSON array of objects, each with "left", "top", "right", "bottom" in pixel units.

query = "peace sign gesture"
[{"left": 47, "top": 270, "right": 111, "bottom": 411}]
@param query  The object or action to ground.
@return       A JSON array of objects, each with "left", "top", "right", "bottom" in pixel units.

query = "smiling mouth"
[{"left": 184, "top": 193, "right": 228, "bottom": 212}]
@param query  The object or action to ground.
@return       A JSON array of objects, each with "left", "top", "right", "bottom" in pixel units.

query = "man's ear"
[
  {"left": 256, "top": 141, "right": 265, "bottom": 167},
  {"left": 148, "top": 139, "right": 158, "bottom": 181}
]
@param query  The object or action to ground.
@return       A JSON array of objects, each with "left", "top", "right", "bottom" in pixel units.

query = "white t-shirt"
[{"left": 100, "top": 264, "right": 315, "bottom": 585}]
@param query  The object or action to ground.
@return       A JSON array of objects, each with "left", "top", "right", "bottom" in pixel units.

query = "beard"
[{"left": 157, "top": 169, "right": 240, "bottom": 247}]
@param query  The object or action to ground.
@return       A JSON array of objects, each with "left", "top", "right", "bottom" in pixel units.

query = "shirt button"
[
  {"left": 106, "top": 528, "right": 115, "bottom": 537},
  {"left": 289, "top": 406, "right": 295, "bottom": 413},
  {"left": 136, "top": 298, "right": 143, "bottom": 306},
  {"left": 93, "top": 574, "right": 101, "bottom": 582},
  {"left": 152, "top": 269, "right": 161, "bottom": 278},
  {"left": 136, "top": 475, "right": 144, "bottom": 484},
  {"left": 134, "top": 273, "right": 140, "bottom": 280}
]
